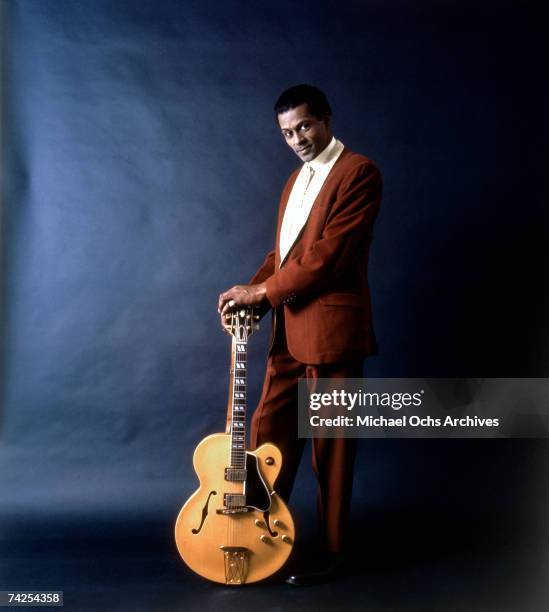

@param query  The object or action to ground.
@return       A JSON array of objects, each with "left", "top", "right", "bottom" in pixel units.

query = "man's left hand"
[{"left": 218, "top": 283, "right": 267, "bottom": 316}]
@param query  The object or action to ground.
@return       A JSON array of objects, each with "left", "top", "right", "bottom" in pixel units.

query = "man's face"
[{"left": 277, "top": 103, "right": 332, "bottom": 162}]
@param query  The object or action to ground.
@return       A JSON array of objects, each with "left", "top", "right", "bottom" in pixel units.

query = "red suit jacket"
[{"left": 250, "top": 148, "right": 382, "bottom": 364}]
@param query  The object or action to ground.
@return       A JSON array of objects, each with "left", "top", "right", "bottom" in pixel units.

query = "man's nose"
[{"left": 292, "top": 133, "right": 306, "bottom": 147}]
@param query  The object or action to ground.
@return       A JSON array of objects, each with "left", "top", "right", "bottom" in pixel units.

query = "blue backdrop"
[{"left": 1, "top": 0, "right": 548, "bottom": 595}]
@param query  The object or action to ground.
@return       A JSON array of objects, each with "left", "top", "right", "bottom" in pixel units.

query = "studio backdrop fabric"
[{"left": 1, "top": 0, "right": 547, "bottom": 544}]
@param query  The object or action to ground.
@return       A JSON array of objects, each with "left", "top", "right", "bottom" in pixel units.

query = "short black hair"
[{"left": 274, "top": 84, "right": 332, "bottom": 120}]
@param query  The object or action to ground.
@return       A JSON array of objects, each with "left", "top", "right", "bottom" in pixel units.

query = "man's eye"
[{"left": 300, "top": 124, "right": 310, "bottom": 131}]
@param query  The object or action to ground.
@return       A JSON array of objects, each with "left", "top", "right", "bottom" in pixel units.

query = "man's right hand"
[{"left": 218, "top": 283, "right": 267, "bottom": 316}]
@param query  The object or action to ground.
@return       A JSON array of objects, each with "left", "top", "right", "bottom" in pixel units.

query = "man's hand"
[
  {"left": 218, "top": 283, "right": 268, "bottom": 317},
  {"left": 220, "top": 310, "right": 233, "bottom": 335}
]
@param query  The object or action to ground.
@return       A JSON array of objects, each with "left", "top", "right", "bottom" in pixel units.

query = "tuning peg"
[
  {"left": 254, "top": 314, "right": 260, "bottom": 320},
  {"left": 254, "top": 324, "right": 259, "bottom": 330},
  {"left": 239, "top": 309, "right": 246, "bottom": 317}
]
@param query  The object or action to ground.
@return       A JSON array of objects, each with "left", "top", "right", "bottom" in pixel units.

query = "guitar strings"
[{"left": 231, "top": 313, "right": 249, "bottom": 547}]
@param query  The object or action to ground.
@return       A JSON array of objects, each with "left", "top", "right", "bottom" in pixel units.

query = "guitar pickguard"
[{"left": 244, "top": 452, "right": 272, "bottom": 512}]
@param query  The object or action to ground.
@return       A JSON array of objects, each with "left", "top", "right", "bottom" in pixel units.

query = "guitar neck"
[{"left": 228, "top": 335, "right": 248, "bottom": 469}]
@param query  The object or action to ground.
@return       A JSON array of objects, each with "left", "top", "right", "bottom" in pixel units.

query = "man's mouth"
[{"left": 297, "top": 145, "right": 312, "bottom": 154}]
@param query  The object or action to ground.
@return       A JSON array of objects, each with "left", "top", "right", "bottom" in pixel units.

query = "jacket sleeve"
[
  {"left": 264, "top": 161, "right": 382, "bottom": 308},
  {"left": 247, "top": 250, "right": 276, "bottom": 319}
]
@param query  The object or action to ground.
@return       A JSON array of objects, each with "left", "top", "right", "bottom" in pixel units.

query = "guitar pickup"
[
  {"left": 223, "top": 493, "right": 246, "bottom": 508},
  {"left": 225, "top": 468, "right": 247, "bottom": 482}
]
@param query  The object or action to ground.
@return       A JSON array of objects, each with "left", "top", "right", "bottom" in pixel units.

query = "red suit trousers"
[{"left": 250, "top": 308, "right": 363, "bottom": 552}]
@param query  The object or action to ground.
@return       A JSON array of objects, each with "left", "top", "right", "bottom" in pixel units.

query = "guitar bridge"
[
  {"left": 220, "top": 546, "right": 249, "bottom": 585},
  {"left": 216, "top": 507, "right": 248, "bottom": 515}
]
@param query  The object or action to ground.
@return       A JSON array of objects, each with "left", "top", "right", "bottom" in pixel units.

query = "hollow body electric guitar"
[{"left": 175, "top": 307, "right": 295, "bottom": 585}]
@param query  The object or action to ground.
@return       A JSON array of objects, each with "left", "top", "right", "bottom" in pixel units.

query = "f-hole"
[
  {"left": 192, "top": 491, "right": 217, "bottom": 534},
  {"left": 263, "top": 510, "right": 278, "bottom": 537}
]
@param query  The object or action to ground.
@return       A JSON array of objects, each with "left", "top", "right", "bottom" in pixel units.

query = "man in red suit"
[{"left": 218, "top": 84, "right": 382, "bottom": 585}]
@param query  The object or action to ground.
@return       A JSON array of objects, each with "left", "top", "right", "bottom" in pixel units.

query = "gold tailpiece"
[{"left": 220, "top": 546, "right": 249, "bottom": 585}]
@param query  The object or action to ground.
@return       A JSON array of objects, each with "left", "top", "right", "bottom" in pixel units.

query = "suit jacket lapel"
[
  {"left": 274, "top": 168, "right": 300, "bottom": 268},
  {"left": 274, "top": 148, "right": 351, "bottom": 269}
]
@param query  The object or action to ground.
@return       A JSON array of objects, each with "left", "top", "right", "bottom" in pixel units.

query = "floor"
[{"left": 1, "top": 508, "right": 546, "bottom": 612}]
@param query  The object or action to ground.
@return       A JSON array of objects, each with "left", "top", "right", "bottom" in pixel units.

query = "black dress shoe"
[{"left": 285, "top": 552, "right": 345, "bottom": 586}]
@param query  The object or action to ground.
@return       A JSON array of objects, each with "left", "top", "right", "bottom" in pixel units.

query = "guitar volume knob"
[{"left": 260, "top": 535, "right": 270, "bottom": 543}]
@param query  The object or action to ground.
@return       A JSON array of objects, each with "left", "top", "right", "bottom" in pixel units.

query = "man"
[{"left": 218, "top": 84, "right": 382, "bottom": 585}]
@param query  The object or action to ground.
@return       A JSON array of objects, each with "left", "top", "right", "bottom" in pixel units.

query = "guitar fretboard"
[{"left": 230, "top": 340, "right": 247, "bottom": 469}]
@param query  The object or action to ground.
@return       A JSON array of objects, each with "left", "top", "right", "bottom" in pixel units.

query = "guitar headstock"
[{"left": 227, "top": 306, "right": 260, "bottom": 342}]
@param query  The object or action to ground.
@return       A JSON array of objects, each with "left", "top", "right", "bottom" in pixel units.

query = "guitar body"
[{"left": 175, "top": 433, "right": 295, "bottom": 585}]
